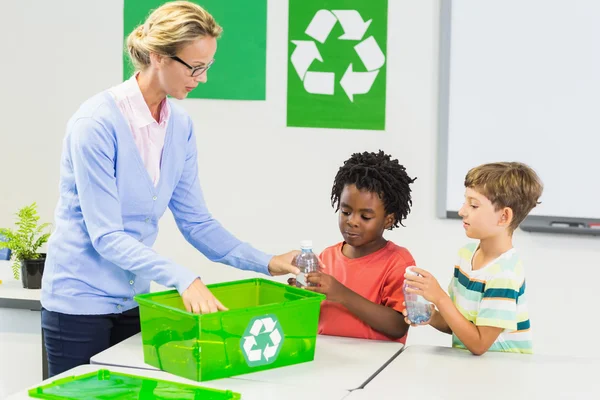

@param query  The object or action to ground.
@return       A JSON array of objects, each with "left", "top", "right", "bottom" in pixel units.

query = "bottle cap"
[{"left": 300, "top": 240, "right": 313, "bottom": 249}]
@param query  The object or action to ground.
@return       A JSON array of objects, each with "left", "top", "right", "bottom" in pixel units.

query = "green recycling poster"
[
  {"left": 123, "top": 0, "right": 267, "bottom": 100},
  {"left": 287, "top": 0, "right": 388, "bottom": 130}
]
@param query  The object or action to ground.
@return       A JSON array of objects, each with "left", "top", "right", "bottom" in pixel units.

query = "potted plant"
[{"left": 0, "top": 202, "right": 51, "bottom": 289}]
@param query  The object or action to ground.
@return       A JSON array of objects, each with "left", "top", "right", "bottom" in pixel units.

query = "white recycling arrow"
[
  {"left": 340, "top": 64, "right": 379, "bottom": 102},
  {"left": 355, "top": 36, "right": 385, "bottom": 71},
  {"left": 263, "top": 344, "right": 277, "bottom": 361},
  {"left": 305, "top": 9, "right": 337, "bottom": 44},
  {"left": 249, "top": 319, "right": 263, "bottom": 336},
  {"left": 263, "top": 329, "right": 282, "bottom": 361},
  {"left": 291, "top": 40, "right": 323, "bottom": 80},
  {"left": 304, "top": 71, "right": 335, "bottom": 95},
  {"left": 332, "top": 10, "right": 372, "bottom": 41},
  {"left": 243, "top": 336, "right": 262, "bottom": 362},
  {"left": 261, "top": 317, "right": 276, "bottom": 333},
  {"left": 269, "top": 328, "right": 282, "bottom": 346}
]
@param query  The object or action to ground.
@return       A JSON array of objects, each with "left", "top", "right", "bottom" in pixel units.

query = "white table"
[
  {"left": 7, "top": 364, "right": 350, "bottom": 400},
  {"left": 0, "top": 265, "right": 41, "bottom": 309},
  {"left": 346, "top": 345, "right": 600, "bottom": 399},
  {"left": 90, "top": 332, "right": 403, "bottom": 390}
]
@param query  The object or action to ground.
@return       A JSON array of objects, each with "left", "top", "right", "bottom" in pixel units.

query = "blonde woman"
[{"left": 41, "top": 1, "right": 299, "bottom": 377}]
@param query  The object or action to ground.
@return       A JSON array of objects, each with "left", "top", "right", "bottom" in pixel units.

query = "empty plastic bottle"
[
  {"left": 293, "top": 240, "right": 320, "bottom": 287},
  {"left": 403, "top": 266, "right": 433, "bottom": 324}
]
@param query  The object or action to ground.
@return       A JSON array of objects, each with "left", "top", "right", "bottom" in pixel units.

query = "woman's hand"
[
  {"left": 181, "top": 278, "right": 228, "bottom": 314},
  {"left": 268, "top": 251, "right": 301, "bottom": 276}
]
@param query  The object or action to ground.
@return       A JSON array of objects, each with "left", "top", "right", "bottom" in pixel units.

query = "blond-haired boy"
[{"left": 403, "top": 162, "right": 543, "bottom": 355}]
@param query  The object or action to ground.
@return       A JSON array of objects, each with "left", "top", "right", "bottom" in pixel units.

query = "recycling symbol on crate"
[
  {"left": 240, "top": 315, "right": 284, "bottom": 367},
  {"left": 290, "top": 9, "right": 386, "bottom": 102}
]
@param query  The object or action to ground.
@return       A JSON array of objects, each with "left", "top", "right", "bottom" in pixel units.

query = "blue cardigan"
[{"left": 41, "top": 91, "right": 271, "bottom": 315}]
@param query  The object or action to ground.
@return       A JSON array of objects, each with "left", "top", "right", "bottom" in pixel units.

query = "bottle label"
[{"left": 296, "top": 272, "right": 307, "bottom": 287}]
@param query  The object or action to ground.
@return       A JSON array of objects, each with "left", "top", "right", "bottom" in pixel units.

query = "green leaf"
[
  {"left": 12, "top": 260, "right": 20, "bottom": 280},
  {"left": 1, "top": 202, "right": 51, "bottom": 264}
]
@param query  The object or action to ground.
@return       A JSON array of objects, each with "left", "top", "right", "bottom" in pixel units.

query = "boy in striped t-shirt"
[{"left": 402, "top": 162, "right": 543, "bottom": 355}]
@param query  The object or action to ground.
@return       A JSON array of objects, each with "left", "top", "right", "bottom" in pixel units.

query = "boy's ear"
[
  {"left": 499, "top": 207, "right": 513, "bottom": 227},
  {"left": 385, "top": 214, "right": 395, "bottom": 229}
]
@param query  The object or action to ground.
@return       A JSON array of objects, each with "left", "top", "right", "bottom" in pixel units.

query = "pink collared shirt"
[{"left": 109, "top": 74, "right": 170, "bottom": 187}]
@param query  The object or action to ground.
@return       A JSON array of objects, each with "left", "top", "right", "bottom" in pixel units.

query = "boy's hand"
[
  {"left": 404, "top": 267, "right": 445, "bottom": 305},
  {"left": 305, "top": 270, "right": 348, "bottom": 303},
  {"left": 401, "top": 301, "right": 435, "bottom": 326},
  {"left": 287, "top": 277, "right": 298, "bottom": 286}
]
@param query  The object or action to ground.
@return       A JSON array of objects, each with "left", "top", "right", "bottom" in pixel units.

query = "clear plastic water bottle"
[
  {"left": 403, "top": 266, "right": 432, "bottom": 324},
  {"left": 294, "top": 240, "right": 320, "bottom": 287}
]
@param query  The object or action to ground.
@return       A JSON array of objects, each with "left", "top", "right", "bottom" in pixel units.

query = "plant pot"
[{"left": 21, "top": 253, "right": 46, "bottom": 289}]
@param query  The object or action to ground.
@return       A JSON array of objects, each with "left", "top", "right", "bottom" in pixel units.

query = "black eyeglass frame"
[{"left": 170, "top": 56, "right": 215, "bottom": 77}]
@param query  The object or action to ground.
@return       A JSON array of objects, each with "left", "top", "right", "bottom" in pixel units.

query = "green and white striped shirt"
[{"left": 448, "top": 243, "right": 532, "bottom": 354}]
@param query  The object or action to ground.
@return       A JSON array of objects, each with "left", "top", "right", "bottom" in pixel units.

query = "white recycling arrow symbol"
[
  {"left": 264, "top": 328, "right": 282, "bottom": 361},
  {"left": 305, "top": 10, "right": 337, "bottom": 44},
  {"left": 332, "top": 10, "right": 372, "bottom": 41},
  {"left": 242, "top": 335, "right": 262, "bottom": 362},
  {"left": 241, "top": 315, "right": 284, "bottom": 366},
  {"left": 340, "top": 65, "right": 379, "bottom": 102},
  {"left": 290, "top": 9, "right": 385, "bottom": 102},
  {"left": 290, "top": 40, "right": 322, "bottom": 79}
]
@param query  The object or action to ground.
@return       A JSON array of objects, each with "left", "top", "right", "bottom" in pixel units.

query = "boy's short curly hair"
[{"left": 331, "top": 151, "right": 416, "bottom": 229}]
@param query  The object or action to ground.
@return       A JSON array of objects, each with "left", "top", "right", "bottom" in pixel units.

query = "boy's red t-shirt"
[{"left": 317, "top": 241, "right": 415, "bottom": 343}]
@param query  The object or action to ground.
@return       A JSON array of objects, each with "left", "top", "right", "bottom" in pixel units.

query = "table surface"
[
  {"left": 0, "top": 280, "right": 41, "bottom": 301},
  {"left": 0, "top": 264, "right": 41, "bottom": 312},
  {"left": 0, "top": 261, "right": 41, "bottom": 305},
  {"left": 7, "top": 364, "right": 350, "bottom": 400},
  {"left": 347, "top": 345, "right": 600, "bottom": 399},
  {"left": 90, "top": 332, "right": 404, "bottom": 390}
]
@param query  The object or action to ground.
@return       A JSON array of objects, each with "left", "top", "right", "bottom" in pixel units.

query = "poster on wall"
[
  {"left": 287, "top": 0, "right": 388, "bottom": 130},
  {"left": 123, "top": 0, "right": 267, "bottom": 100}
]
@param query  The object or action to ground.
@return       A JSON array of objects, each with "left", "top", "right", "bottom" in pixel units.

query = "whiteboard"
[{"left": 437, "top": 0, "right": 600, "bottom": 235}]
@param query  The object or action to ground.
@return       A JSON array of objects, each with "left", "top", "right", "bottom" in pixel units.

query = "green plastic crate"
[
  {"left": 28, "top": 369, "right": 240, "bottom": 399},
  {"left": 134, "top": 278, "right": 325, "bottom": 382}
]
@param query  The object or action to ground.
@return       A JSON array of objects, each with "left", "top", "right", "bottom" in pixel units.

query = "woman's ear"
[{"left": 149, "top": 52, "right": 165, "bottom": 68}]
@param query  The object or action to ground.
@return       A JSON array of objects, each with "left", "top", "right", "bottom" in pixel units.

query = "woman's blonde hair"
[{"left": 126, "top": 1, "right": 222, "bottom": 71}]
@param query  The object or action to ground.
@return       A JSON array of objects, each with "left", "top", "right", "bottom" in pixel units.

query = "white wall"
[{"left": 1, "top": 1, "right": 598, "bottom": 394}]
